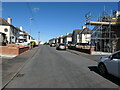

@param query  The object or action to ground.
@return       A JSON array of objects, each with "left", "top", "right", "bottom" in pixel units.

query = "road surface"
[{"left": 5, "top": 45, "right": 119, "bottom": 88}]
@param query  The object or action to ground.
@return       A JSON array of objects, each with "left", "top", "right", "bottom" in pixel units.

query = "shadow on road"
[{"left": 88, "top": 66, "right": 120, "bottom": 86}]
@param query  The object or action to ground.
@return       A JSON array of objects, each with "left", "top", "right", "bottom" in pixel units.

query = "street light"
[
  {"left": 38, "top": 31, "right": 40, "bottom": 41},
  {"left": 29, "top": 18, "right": 33, "bottom": 35}
]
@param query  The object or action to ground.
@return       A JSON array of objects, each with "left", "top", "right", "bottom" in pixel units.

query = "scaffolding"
[{"left": 85, "top": 11, "right": 119, "bottom": 53}]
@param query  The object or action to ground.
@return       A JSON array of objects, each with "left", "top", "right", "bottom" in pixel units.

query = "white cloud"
[{"left": 32, "top": 8, "right": 40, "bottom": 12}]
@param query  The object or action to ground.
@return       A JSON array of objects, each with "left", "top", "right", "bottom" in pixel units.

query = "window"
[
  {"left": 12, "top": 36, "right": 14, "bottom": 39},
  {"left": 112, "top": 52, "right": 120, "bottom": 59},
  {"left": 4, "top": 28, "right": 8, "bottom": 32}
]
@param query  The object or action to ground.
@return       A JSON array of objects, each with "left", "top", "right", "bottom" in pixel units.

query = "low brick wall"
[
  {"left": 7, "top": 44, "right": 28, "bottom": 48},
  {"left": 0, "top": 44, "right": 29, "bottom": 55},
  {"left": 68, "top": 46, "right": 76, "bottom": 50},
  {"left": 68, "top": 46, "right": 95, "bottom": 54},
  {"left": 19, "top": 47, "right": 29, "bottom": 54},
  {"left": 0, "top": 46, "right": 19, "bottom": 55},
  {"left": 76, "top": 48, "right": 91, "bottom": 54},
  {"left": 0, "top": 42, "right": 6, "bottom": 46}
]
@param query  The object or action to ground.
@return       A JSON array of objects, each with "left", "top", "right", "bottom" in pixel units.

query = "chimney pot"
[{"left": 7, "top": 17, "right": 12, "bottom": 24}]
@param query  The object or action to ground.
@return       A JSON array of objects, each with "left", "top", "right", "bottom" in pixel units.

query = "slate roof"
[
  {"left": 73, "top": 29, "right": 82, "bottom": 34},
  {"left": 0, "top": 17, "right": 10, "bottom": 25},
  {"left": 0, "top": 17, "right": 21, "bottom": 31},
  {"left": 67, "top": 33, "right": 72, "bottom": 37},
  {"left": 81, "top": 28, "right": 92, "bottom": 34}
]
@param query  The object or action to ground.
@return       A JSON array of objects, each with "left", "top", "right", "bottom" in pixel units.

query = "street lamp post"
[
  {"left": 38, "top": 32, "right": 40, "bottom": 41},
  {"left": 38, "top": 32, "right": 40, "bottom": 45},
  {"left": 29, "top": 18, "right": 33, "bottom": 35}
]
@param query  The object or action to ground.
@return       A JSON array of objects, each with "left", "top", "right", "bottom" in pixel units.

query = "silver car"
[
  {"left": 98, "top": 50, "right": 120, "bottom": 78},
  {"left": 56, "top": 43, "right": 66, "bottom": 50},
  {"left": 50, "top": 43, "right": 55, "bottom": 47}
]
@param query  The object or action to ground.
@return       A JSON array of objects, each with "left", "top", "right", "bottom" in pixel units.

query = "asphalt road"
[{"left": 5, "top": 45, "right": 119, "bottom": 88}]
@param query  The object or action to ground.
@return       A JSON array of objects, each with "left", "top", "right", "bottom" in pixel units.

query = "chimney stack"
[
  {"left": 61, "top": 35, "right": 63, "bottom": 37},
  {"left": 7, "top": 17, "right": 12, "bottom": 24},
  {"left": 116, "top": 11, "right": 120, "bottom": 17},
  {"left": 20, "top": 26, "right": 23, "bottom": 31},
  {"left": 82, "top": 26, "right": 86, "bottom": 29},
  {"left": 66, "top": 33, "right": 69, "bottom": 35}
]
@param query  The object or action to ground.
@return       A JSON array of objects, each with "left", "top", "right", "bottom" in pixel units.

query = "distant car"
[
  {"left": 56, "top": 43, "right": 66, "bottom": 50},
  {"left": 98, "top": 50, "right": 120, "bottom": 78},
  {"left": 50, "top": 43, "right": 55, "bottom": 47}
]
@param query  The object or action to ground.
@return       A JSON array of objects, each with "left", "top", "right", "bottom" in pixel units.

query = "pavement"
[
  {"left": 3, "top": 45, "right": 120, "bottom": 88},
  {"left": 66, "top": 49, "right": 105, "bottom": 62},
  {"left": 0, "top": 55, "right": 17, "bottom": 60},
  {"left": 2, "top": 46, "right": 40, "bottom": 89}
]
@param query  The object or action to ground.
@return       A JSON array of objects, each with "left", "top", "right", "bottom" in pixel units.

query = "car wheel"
[{"left": 98, "top": 63, "right": 108, "bottom": 76}]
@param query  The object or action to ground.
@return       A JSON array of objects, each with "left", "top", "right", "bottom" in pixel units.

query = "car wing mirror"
[{"left": 109, "top": 55, "right": 113, "bottom": 60}]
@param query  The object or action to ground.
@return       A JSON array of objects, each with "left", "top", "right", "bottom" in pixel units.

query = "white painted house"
[
  {"left": 63, "top": 33, "right": 72, "bottom": 44},
  {"left": 55, "top": 37, "right": 59, "bottom": 44},
  {"left": 0, "top": 32, "right": 7, "bottom": 46},
  {"left": 58, "top": 35, "right": 64, "bottom": 44},
  {"left": 18, "top": 30, "right": 39, "bottom": 46},
  {"left": 49, "top": 38, "right": 55, "bottom": 44},
  {"left": 18, "top": 26, "right": 32, "bottom": 44},
  {"left": 79, "top": 28, "right": 92, "bottom": 45},
  {"left": 0, "top": 17, "right": 38, "bottom": 45},
  {"left": 72, "top": 29, "right": 82, "bottom": 44},
  {"left": 18, "top": 26, "right": 27, "bottom": 43},
  {"left": 0, "top": 17, "right": 20, "bottom": 44}
]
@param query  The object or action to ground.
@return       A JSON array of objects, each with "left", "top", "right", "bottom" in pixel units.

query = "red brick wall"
[
  {"left": 0, "top": 44, "right": 29, "bottom": 55},
  {"left": 19, "top": 47, "right": 29, "bottom": 54}
]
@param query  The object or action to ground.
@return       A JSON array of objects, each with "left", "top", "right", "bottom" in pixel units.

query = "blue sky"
[{"left": 2, "top": 2, "right": 118, "bottom": 42}]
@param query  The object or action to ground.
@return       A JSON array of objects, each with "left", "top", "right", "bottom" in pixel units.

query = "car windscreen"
[{"left": 59, "top": 44, "right": 65, "bottom": 46}]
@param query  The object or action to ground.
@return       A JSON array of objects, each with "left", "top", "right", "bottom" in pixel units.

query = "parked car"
[
  {"left": 75, "top": 43, "right": 80, "bottom": 48},
  {"left": 50, "top": 43, "right": 55, "bottom": 47},
  {"left": 56, "top": 43, "right": 66, "bottom": 50},
  {"left": 98, "top": 50, "right": 120, "bottom": 78}
]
